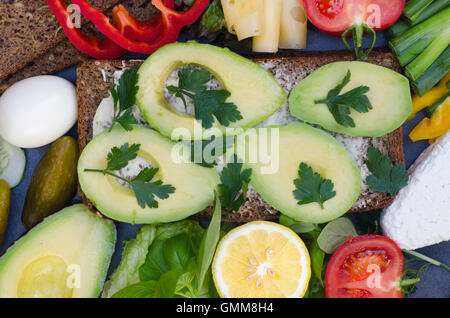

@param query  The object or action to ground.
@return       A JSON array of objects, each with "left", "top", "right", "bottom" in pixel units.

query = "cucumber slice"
[{"left": 0, "top": 137, "right": 26, "bottom": 188}]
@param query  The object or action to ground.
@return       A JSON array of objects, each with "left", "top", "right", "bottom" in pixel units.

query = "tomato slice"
[
  {"left": 325, "top": 235, "right": 404, "bottom": 298},
  {"left": 303, "top": 0, "right": 405, "bottom": 60},
  {"left": 303, "top": 0, "right": 405, "bottom": 35}
]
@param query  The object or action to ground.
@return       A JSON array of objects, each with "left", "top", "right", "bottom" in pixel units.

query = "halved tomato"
[
  {"left": 325, "top": 235, "right": 404, "bottom": 298},
  {"left": 302, "top": 0, "right": 405, "bottom": 60}
]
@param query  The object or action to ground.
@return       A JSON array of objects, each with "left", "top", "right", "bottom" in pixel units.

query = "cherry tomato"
[
  {"left": 303, "top": 0, "right": 405, "bottom": 60},
  {"left": 325, "top": 235, "right": 404, "bottom": 298}
]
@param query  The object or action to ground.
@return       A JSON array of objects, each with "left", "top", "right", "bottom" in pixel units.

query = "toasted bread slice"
[
  {"left": 76, "top": 50, "right": 405, "bottom": 222},
  {"left": 0, "top": 0, "right": 160, "bottom": 95},
  {"left": 0, "top": 0, "right": 120, "bottom": 81}
]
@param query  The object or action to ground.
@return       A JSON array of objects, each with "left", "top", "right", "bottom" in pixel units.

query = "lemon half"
[{"left": 212, "top": 221, "right": 311, "bottom": 298}]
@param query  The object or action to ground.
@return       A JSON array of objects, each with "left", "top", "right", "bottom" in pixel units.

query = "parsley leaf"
[
  {"left": 167, "top": 67, "right": 243, "bottom": 129},
  {"left": 190, "top": 135, "right": 235, "bottom": 168},
  {"left": 365, "top": 147, "right": 408, "bottom": 196},
  {"left": 85, "top": 143, "right": 175, "bottom": 209},
  {"left": 131, "top": 177, "right": 175, "bottom": 209},
  {"left": 293, "top": 163, "right": 336, "bottom": 209},
  {"left": 218, "top": 154, "right": 252, "bottom": 212},
  {"left": 109, "top": 66, "right": 140, "bottom": 131},
  {"left": 315, "top": 70, "right": 373, "bottom": 128},
  {"left": 106, "top": 143, "right": 140, "bottom": 171}
]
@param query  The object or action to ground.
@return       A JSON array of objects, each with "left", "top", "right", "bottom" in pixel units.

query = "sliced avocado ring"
[
  {"left": 235, "top": 122, "right": 361, "bottom": 224},
  {"left": 0, "top": 204, "right": 116, "bottom": 298},
  {"left": 78, "top": 126, "right": 220, "bottom": 224},
  {"left": 136, "top": 42, "right": 286, "bottom": 140},
  {"left": 289, "top": 61, "right": 412, "bottom": 137}
]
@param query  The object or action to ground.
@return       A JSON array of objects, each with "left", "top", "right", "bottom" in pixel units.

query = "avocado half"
[
  {"left": 236, "top": 122, "right": 361, "bottom": 223},
  {"left": 136, "top": 42, "right": 286, "bottom": 140},
  {"left": 78, "top": 126, "right": 220, "bottom": 224},
  {"left": 0, "top": 204, "right": 116, "bottom": 298},
  {"left": 289, "top": 61, "right": 412, "bottom": 137}
]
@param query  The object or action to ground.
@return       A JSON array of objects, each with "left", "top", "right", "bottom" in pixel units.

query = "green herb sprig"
[
  {"left": 293, "top": 163, "right": 336, "bottom": 209},
  {"left": 109, "top": 66, "right": 140, "bottom": 131},
  {"left": 315, "top": 70, "right": 373, "bottom": 127},
  {"left": 365, "top": 147, "right": 408, "bottom": 196},
  {"left": 218, "top": 154, "right": 252, "bottom": 212},
  {"left": 84, "top": 142, "right": 175, "bottom": 209},
  {"left": 190, "top": 135, "right": 235, "bottom": 168},
  {"left": 167, "top": 67, "right": 243, "bottom": 129}
]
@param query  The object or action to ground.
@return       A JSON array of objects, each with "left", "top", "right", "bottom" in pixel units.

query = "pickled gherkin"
[
  {"left": 0, "top": 179, "right": 10, "bottom": 246},
  {"left": 22, "top": 136, "right": 79, "bottom": 229}
]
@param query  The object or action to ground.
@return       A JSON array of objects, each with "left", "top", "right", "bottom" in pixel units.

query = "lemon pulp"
[{"left": 213, "top": 221, "right": 311, "bottom": 298}]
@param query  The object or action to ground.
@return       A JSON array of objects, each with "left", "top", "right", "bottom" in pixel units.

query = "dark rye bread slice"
[
  {"left": 0, "top": 0, "right": 120, "bottom": 81},
  {"left": 76, "top": 50, "right": 405, "bottom": 222},
  {"left": 0, "top": 0, "right": 159, "bottom": 94}
]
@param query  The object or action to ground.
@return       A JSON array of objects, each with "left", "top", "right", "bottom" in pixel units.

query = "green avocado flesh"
[
  {"left": 0, "top": 204, "right": 116, "bottom": 298},
  {"left": 136, "top": 42, "right": 286, "bottom": 140},
  {"left": 235, "top": 122, "right": 361, "bottom": 223},
  {"left": 78, "top": 126, "right": 220, "bottom": 224},
  {"left": 289, "top": 61, "right": 412, "bottom": 137}
]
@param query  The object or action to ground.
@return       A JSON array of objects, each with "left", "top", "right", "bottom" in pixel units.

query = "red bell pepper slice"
[
  {"left": 46, "top": 0, "right": 126, "bottom": 59},
  {"left": 71, "top": 0, "right": 209, "bottom": 54},
  {"left": 112, "top": 0, "right": 175, "bottom": 42}
]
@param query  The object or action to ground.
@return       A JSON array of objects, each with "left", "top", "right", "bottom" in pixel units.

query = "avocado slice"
[
  {"left": 236, "top": 122, "right": 361, "bottom": 223},
  {"left": 289, "top": 61, "right": 412, "bottom": 137},
  {"left": 78, "top": 126, "right": 220, "bottom": 224},
  {"left": 136, "top": 42, "right": 286, "bottom": 140},
  {"left": 0, "top": 204, "right": 115, "bottom": 298}
]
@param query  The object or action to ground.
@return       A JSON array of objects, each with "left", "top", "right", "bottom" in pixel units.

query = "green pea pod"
[
  {"left": 21, "top": 136, "right": 79, "bottom": 229},
  {"left": 0, "top": 179, "right": 10, "bottom": 246}
]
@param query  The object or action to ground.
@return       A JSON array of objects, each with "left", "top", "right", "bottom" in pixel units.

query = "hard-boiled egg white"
[{"left": 0, "top": 76, "right": 77, "bottom": 148}]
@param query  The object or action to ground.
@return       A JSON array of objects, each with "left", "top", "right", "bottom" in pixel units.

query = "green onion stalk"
[
  {"left": 387, "top": 0, "right": 450, "bottom": 39},
  {"left": 389, "top": 6, "right": 450, "bottom": 57},
  {"left": 411, "top": 45, "right": 450, "bottom": 96},
  {"left": 403, "top": 0, "right": 434, "bottom": 22},
  {"left": 405, "top": 27, "right": 450, "bottom": 80}
]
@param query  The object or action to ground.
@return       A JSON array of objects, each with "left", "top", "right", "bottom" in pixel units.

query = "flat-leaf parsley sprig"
[
  {"left": 167, "top": 67, "right": 243, "bottom": 129},
  {"left": 218, "top": 154, "right": 252, "bottom": 212},
  {"left": 84, "top": 142, "right": 175, "bottom": 208},
  {"left": 293, "top": 163, "right": 336, "bottom": 209},
  {"left": 315, "top": 70, "right": 373, "bottom": 128},
  {"left": 109, "top": 66, "right": 140, "bottom": 131},
  {"left": 365, "top": 146, "right": 408, "bottom": 196}
]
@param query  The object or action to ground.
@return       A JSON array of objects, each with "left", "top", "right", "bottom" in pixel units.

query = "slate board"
[{"left": 1, "top": 30, "right": 449, "bottom": 298}]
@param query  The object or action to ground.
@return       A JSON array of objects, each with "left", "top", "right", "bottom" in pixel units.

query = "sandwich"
[{"left": 75, "top": 48, "right": 405, "bottom": 222}]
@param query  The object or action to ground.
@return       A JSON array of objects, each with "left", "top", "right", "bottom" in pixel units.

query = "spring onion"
[
  {"left": 405, "top": 27, "right": 450, "bottom": 80},
  {"left": 412, "top": 45, "right": 450, "bottom": 95},
  {"left": 389, "top": 7, "right": 450, "bottom": 56},
  {"left": 403, "top": 0, "right": 434, "bottom": 22},
  {"left": 387, "top": 0, "right": 450, "bottom": 39}
]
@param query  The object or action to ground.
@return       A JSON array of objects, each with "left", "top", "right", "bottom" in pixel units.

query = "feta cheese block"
[{"left": 381, "top": 131, "right": 450, "bottom": 250}]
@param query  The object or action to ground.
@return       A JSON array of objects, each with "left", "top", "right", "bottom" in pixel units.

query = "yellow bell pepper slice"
[
  {"left": 409, "top": 97, "right": 450, "bottom": 142},
  {"left": 408, "top": 72, "right": 450, "bottom": 121}
]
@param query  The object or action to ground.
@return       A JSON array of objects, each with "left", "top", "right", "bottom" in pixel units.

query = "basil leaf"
[
  {"left": 163, "top": 234, "right": 195, "bottom": 270},
  {"left": 279, "top": 214, "right": 317, "bottom": 234},
  {"left": 310, "top": 239, "right": 325, "bottom": 286},
  {"left": 317, "top": 217, "right": 358, "bottom": 254},
  {"left": 197, "top": 193, "right": 222, "bottom": 291},
  {"left": 111, "top": 281, "right": 157, "bottom": 298},
  {"left": 155, "top": 269, "right": 186, "bottom": 298},
  {"left": 139, "top": 240, "right": 170, "bottom": 281}
]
